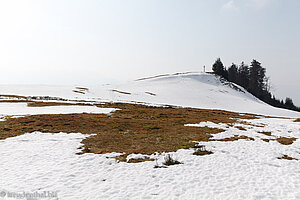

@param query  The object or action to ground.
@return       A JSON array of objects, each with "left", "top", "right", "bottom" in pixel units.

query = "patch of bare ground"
[
  {"left": 259, "top": 131, "right": 272, "bottom": 136},
  {"left": 278, "top": 155, "right": 298, "bottom": 160},
  {"left": 193, "top": 144, "right": 213, "bottom": 156},
  {"left": 276, "top": 137, "right": 297, "bottom": 145},
  {"left": 115, "top": 154, "right": 155, "bottom": 163},
  {"left": 0, "top": 103, "right": 258, "bottom": 156},
  {"left": 0, "top": 94, "right": 28, "bottom": 99},
  {"left": 211, "top": 135, "right": 255, "bottom": 142},
  {"left": 72, "top": 90, "right": 85, "bottom": 94},
  {"left": 262, "top": 138, "right": 271, "bottom": 142},
  {"left": 27, "top": 101, "right": 91, "bottom": 107},
  {"left": 162, "top": 154, "right": 182, "bottom": 166},
  {"left": 235, "top": 126, "right": 247, "bottom": 131},
  {"left": 0, "top": 100, "right": 34, "bottom": 103},
  {"left": 261, "top": 137, "right": 297, "bottom": 145},
  {"left": 295, "top": 119, "right": 300, "bottom": 122},
  {"left": 111, "top": 90, "right": 131, "bottom": 95},
  {"left": 145, "top": 92, "right": 156, "bottom": 96}
]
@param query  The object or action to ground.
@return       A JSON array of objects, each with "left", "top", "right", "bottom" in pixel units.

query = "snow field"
[
  {"left": 0, "top": 117, "right": 299, "bottom": 199},
  {"left": 0, "top": 102, "right": 116, "bottom": 118}
]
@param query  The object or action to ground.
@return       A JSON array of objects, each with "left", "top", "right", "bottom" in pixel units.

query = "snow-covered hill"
[
  {"left": 0, "top": 72, "right": 298, "bottom": 117},
  {"left": 1, "top": 73, "right": 300, "bottom": 200}
]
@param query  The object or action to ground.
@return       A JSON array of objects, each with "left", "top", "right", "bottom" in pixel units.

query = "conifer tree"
[
  {"left": 237, "top": 62, "right": 250, "bottom": 89},
  {"left": 228, "top": 63, "right": 238, "bottom": 83},
  {"left": 212, "top": 58, "right": 225, "bottom": 77}
]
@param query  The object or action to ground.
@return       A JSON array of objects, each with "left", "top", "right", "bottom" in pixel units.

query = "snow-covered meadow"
[
  {"left": 0, "top": 73, "right": 299, "bottom": 199},
  {"left": 0, "top": 118, "right": 299, "bottom": 199}
]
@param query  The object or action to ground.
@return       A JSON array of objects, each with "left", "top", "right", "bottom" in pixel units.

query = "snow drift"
[{"left": 0, "top": 72, "right": 299, "bottom": 117}]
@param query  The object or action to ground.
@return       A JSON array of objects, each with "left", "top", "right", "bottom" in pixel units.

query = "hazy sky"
[{"left": 0, "top": 0, "right": 299, "bottom": 105}]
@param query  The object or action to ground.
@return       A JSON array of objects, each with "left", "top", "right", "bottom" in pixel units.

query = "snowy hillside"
[
  {"left": 1, "top": 72, "right": 300, "bottom": 200},
  {"left": 0, "top": 72, "right": 299, "bottom": 117}
]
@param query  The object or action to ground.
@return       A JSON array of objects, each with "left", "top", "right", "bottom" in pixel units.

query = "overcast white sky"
[{"left": 0, "top": 0, "right": 299, "bottom": 105}]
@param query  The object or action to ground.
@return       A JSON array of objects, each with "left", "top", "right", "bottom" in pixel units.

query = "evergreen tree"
[
  {"left": 237, "top": 62, "right": 250, "bottom": 89},
  {"left": 248, "top": 60, "right": 266, "bottom": 98},
  {"left": 212, "top": 58, "right": 225, "bottom": 77},
  {"left": 285, "top": 97, "right": 294, "bottom": 107},
  {"left": 210, "top": 57, "right": 299, "bottom": 112},
  {"left": 227, "top": 63, "right": 238, "bottom": 83}
]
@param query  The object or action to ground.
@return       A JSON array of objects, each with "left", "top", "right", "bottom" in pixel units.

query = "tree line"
[{"left": 212, "top": 58, "right": 300, "bottom": 112}]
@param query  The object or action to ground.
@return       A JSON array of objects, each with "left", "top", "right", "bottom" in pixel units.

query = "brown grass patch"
[
  {"left": 127, "top": 158, "right": 155, "bottom": 163},
  {"left": 0, "top": 100, "right": 34, "bottom": 103},
  {"left": 259, "top": 131, "right": 272, "bottom": 136},
  {"left": 145, "top": 92, "right": 156, "bottom": 96},
  {"left": 235, "top": 126, "right": 247, "bottom": 131},
  {"left": 162, "top": 154, "right": 182, "bottom": 166},
  {"left": 111, "top": 90, "right": 131, "bottom": 95},
  {"left": 278, "top": 155, "right": 298, "bottom": 160},
  {"left": 192, "top": 144, "right": 213, "bottom": 156},
  {"left": 114, "top": 154, "right": 155, "bottom": 163},
  {"left": 193, "top": 149, "right": 213, "bottom": 156},
  {"left": 73, "top": 90, "right": 85, "bottom": 94},
  {"left": 27, "top": 101, "right": 91, "bottom": 107},
  {"left": 276, "top": 137, "right": 297, "bottom": 145},
  {"left": 295, "top": 119, "right": 300, "bottom": 122},
  {"left": 0, "top": 94, "right": 28, "bottom": 99},
  {"left": 212, "top": 135, "right": 255, "bottom": 142},
  {"left": 262, "top": 138, "right": 270, "bottom": 142},
  {"left": 0, "top": 103, "right": 257, "bottom": 155}
]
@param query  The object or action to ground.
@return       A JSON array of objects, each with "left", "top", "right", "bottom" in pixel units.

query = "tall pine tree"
[
  {"left": 237, "top": 62, "right": 250, "bottom": 89},
  {"left": 228, "top": 63, "right": 238, "bottom": 83},
  {"left": 212, "top": 58, "right": 226, "bottom": 77},
  {"left": 249, "top": 60, "right": 266, "bottom": 98}
]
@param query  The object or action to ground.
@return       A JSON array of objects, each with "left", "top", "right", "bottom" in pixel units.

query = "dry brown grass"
[
  {"left": 295, "top": 119, "right": 300, "bottom": 122},
  {"left": 145, "top": 92, "right": 156, "bottom": 96},
  {"left": 0, "top": 100, "right": 34, "bottom": 103},
  {"left": 193, "top": 149, "right": 213, "bottom": 156},
  {"left": 0, "top": 103, "right": 258, "bottom": 155},
  {"left": 262, "top": 138, "right": 270, "bottom": 142},
  {"left": 192, "top": 144, "right": 213, "bottom": 156},
  {"left": 114, "top": 154, "right": 155, "bottom": 163},
  {"left": 211, "top": 135, "right": 255, "bottom": 142},
  {"left": 259, "top": 131, "right": 272, "bottom": 136},
  {"left": 111, "top": 90, "right": 131, "bottom": 95},
  {"left": 0, "top": 94, "right": 28, "bottom": 99},
  {"left": 261, "top": 137, "right": 297, "bottom": 145},
  {"left": 276, "top": 137, "right": 297, "bottom": 145},
  {"left": 278, "top": 155, "right": 298, "bottom": 160},
  {"left": 235, "top": 126, "right": 247, "bottom": 131},
  {"left": 127, "top": 158, "right": 155, "bottom": 163},
  {"left": 27, "top": 101, "right": 91, "bottom": 107}
]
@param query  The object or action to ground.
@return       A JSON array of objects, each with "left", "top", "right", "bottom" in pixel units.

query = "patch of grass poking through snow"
[
  {"left": 235, "top": 126, "right": 247, "bottom": 131},
  {"left": 211, "top": 135, "right": 255, "bottom": 142},
  {"left": 295, "top": 119, "right": 300, "bottom": 122},
  {"left": 162, "top": 154, "right": 182, "bottom": 166},
  {"left": 193, "top": 144, "right": 213, "bottom": 156},
  {"left": 261, "top": 137, "right": 296, "bottom": 145},
  {"left": 278, "top": 155, "right": 298, "bottom": 161},
  {"left": 276, "top": 137, "right": 297, "bottom": 145},
  {"left": 259, "top": 131, "right": 272, "bottom": 136},
  {"left": 111, "top": 89, "right": 131, "bottom": 95},
  {"left": 0, "top": 102, "right": 258, "bottom": 159}
]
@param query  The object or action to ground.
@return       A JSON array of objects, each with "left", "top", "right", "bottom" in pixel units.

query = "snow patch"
[{"left": 0, "top": 102, "right": 116, "bottom": 117}]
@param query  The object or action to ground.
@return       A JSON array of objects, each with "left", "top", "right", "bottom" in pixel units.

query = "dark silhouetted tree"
[
  {"left": 285, "top": 97, "right": 294, "bottom": 107},
  {"left": 237, "top": 62, "right": 250, "bottom": 89},
  {"left": 210, "top": 58, "right": 299, "bottom": 112},
  {"left": 228, "top": 63, "right": 238, "bottom": 83},
  {"left": 212, "top": 58, "right": 226, "bottom": 77},
  {"left": 248, "top": 60, "right": 266, "bottom": 98}
]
